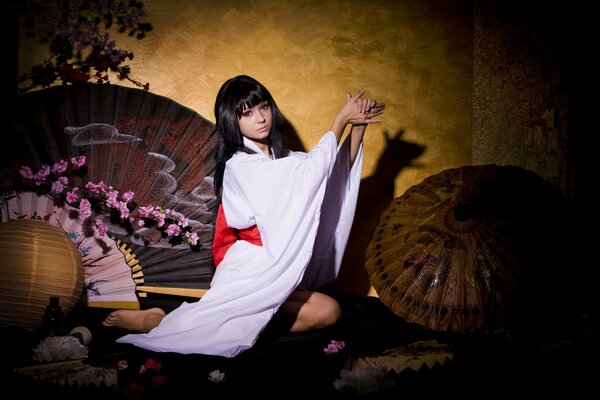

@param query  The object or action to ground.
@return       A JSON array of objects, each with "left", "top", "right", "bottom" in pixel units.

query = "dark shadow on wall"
[
  {"left": 282, "top": 118, "right": 306, "bottom": 153},
  {"left": 332, "top": 129, "right": 426, "bottom": 296}
]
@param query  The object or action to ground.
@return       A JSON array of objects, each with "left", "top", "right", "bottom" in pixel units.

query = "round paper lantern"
[{"left": 0, "top": 219, "right": 84, "bottom": 331}]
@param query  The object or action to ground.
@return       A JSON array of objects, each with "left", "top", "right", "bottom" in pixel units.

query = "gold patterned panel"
[{"left": 472, "top": 0, "right": 571, "bottom": 199}]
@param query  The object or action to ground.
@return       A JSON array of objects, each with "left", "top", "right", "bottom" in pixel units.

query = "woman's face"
[{"left": 238, "top": 101, "right": 272, "bottom": 143}]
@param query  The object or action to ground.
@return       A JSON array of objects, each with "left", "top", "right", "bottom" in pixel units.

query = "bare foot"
[{"left": 102, "top": 307, "right": 166, "bottom": 332}]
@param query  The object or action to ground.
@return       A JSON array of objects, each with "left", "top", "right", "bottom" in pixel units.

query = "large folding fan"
[{"left": 1, "top": 83, "right": 219, "bottom": 308}]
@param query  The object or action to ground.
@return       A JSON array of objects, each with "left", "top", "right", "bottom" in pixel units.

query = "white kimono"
[{"left": 116, "top": 131, "right": 363, "bottom": 357}]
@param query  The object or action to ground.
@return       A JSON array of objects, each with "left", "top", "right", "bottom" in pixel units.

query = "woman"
[{"left": 103, "top": 75, "right": 384, "bottom": 357}]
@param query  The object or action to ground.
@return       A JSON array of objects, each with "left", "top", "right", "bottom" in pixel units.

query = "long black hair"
[{"left": 213, "top": 75, "right": 288, "bottom": 199}]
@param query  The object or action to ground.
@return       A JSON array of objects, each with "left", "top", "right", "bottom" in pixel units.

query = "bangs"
[
  {"left": 237, "top": 90, "right": 265, "bottom": 115},
  {"left": 230, "top": 77, "right": 272, "bottom": 117}
]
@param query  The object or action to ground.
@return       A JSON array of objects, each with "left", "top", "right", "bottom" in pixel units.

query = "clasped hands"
[{"left": 346, "top": 89, "right": 385, "bottom": 126}]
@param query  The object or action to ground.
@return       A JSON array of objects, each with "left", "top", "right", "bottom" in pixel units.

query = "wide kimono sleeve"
[{"left": 301, "top": 135, "right": 364, "bottom": 289}]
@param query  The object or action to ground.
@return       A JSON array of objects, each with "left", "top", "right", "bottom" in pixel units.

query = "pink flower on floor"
[
  {"left": 122, "top": 357, "right": 168, "bottom": 399},
  {"left": 139, "top": 357, "right": 162, "bottom": 373},
  {"left": 324, "top": 339, "right": 346, "bottom": 354}
]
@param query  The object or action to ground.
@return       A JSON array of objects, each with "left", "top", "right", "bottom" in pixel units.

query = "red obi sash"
[{"left": 212, "top": 204, "right": 263, "bottom": 267}]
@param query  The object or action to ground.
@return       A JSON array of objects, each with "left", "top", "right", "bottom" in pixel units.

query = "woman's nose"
[{"left": 256, "top": 111, "right": 266, "bottom": 123}]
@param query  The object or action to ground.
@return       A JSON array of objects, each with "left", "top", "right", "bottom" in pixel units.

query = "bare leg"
[
  {"left": 276, "top": 289, "right": 341, "bottom": 332},
  {"left": 102, "top": 307, "right": 166, "bottom": 332}
]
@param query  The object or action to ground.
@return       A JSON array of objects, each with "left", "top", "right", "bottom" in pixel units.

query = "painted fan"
[
  {"left": 1, "top": 191, "right": 139, "bottom": 308},
  {"left": 1, "top": 83, "right": 218, "bottom": 308}
]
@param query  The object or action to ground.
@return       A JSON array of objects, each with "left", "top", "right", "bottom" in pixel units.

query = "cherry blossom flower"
[
  {"left": 324, "top": 339, "right": 346, "bottom": 354},
  {"left": 17, "top": 0, "right": 152, "bottom": 94},
  {"left": 16, "top": 157, "right": 202, "bottom": 250}
]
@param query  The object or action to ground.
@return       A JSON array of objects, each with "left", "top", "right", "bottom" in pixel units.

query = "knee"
[{"left": 313, "top": 297, "right": 341, "bottom": 329}]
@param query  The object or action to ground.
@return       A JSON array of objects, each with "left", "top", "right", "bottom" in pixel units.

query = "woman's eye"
[
  {"left": 242, "top": 111, "right": 251, "bottom": 117},
  {"left": 261, "top": 103, "right": 270, "bottom": 110}
]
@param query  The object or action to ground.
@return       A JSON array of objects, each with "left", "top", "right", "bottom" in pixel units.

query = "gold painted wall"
[{"left": 18, "top": 0, "right": 473, "bottom": 295}]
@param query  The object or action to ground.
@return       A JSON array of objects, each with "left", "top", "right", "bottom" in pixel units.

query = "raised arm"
[{"left": 348, "top": 124, "right": 367, "bottom": 169}]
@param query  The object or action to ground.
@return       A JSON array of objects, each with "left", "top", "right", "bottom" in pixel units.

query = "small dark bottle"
[{"left": 42, "top": 296, "right": 63, "bottom": 337}]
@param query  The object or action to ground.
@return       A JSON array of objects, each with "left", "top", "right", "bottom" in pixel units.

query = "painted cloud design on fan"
[
  {"left": 64, "top": 122, "right": 216, "bottom": 249},
  {"left": 65, "top": 123, "right": 143, "bottom": 145}
]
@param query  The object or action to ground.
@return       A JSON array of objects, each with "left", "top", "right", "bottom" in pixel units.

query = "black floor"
[{"left": 1, "top": 294, "right": 598, "bottom": 398}]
